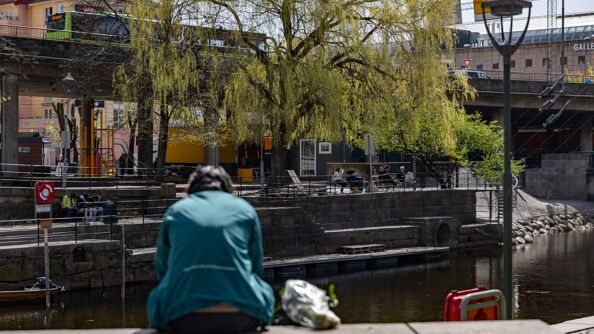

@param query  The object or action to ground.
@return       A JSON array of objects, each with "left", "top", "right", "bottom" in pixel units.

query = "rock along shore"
[{"left": 512, "top": 212, "right": 594, "bottom": 245}]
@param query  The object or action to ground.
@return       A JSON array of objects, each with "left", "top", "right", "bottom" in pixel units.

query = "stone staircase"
[{"left": 321, "top": 225, "right": 420, "bottom": 254}]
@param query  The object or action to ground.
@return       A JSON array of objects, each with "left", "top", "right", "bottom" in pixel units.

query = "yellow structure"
[{"left": 165, "top": 129, "right": 235, "bottom": 165}]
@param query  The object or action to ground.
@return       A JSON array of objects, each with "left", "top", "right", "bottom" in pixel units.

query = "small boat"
[{"left": 0, "top": 277, "right": 65, "bottom": 305}]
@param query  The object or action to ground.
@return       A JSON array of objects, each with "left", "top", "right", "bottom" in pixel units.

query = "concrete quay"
[
  {"left": 552, "top": 316, "right": 594, "bottom": 333},
  {"left": 0, "top": 320, "right": 562, "bottom": 333}
]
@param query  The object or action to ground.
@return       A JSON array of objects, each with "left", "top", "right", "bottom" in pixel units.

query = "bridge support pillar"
[
  {"left": 1, "top": 75, "right": 19, "bottom": 175},
  {"left": 493, "top": 108, "right": 517, "bottom": 155},
  {"left": 580, "top": 115, "right": 593, "bottom": 153}
]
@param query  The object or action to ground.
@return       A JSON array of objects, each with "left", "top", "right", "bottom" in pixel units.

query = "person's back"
[{"left": 147, "top": 166, "right": 274, "bottom": 333}]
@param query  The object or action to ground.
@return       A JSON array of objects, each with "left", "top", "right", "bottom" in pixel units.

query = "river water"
[{"left": 2, "top": 231, "right": 594, "bottom": 330}]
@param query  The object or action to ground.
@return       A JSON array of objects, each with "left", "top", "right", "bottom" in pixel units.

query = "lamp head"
[
  {"left": 482, "top": 0, "right": 532, "bottom": 17},
  {"left": 61, "top": 73, "right": 76, "bottom": 93}
]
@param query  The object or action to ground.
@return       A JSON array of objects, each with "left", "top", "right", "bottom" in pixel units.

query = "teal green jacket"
[{"left": 147, "top": 190, "right": 275, "bottom": 328}]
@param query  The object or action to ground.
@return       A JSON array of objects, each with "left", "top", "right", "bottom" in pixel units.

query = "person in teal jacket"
[{"left": 147, "top": 166, "right": 275, "bottom": 333}]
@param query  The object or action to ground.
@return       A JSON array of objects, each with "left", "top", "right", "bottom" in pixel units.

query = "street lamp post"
[
  {"left": 481, "top": 0, "right": 532, "bottom": 320},
  {"left": 61, "top": 73, "right": 76, "bottom": 189}
]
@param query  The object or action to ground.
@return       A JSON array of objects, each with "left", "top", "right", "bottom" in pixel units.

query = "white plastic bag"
[{"left": 281, "top": 279, "right": 341, "bottom": 329}]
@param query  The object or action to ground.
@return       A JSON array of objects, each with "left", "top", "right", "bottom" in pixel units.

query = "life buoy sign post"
[
  {"left": 33, "top": 181, "right": 54, "bottom": 309},
  {"left": 35, "top": 181, "right": 55, "bottom": 205}
]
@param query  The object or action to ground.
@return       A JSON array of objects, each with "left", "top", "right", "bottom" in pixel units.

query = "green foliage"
[
  {"left": 459, "top": 115, "right": 525, "bottom": 184},
  {"left": 327, "top": 283, "right": 339, "bottom": 308},
  {"left": 195, "top": 0, "right": 464, "bottom": 176}
]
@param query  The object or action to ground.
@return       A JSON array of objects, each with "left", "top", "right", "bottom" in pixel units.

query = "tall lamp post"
[
  {"left": 481, "top": 0, "right": 532, "bottom": 320},
  {"left": 61, "top": 73, "right": 76, "bottom": 188}
]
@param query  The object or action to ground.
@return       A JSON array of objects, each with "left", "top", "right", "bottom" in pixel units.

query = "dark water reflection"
[{"left": 2, "top": 231, "right": 594, "bottom": 329}]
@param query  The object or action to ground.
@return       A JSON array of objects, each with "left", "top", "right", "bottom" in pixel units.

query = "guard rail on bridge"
[{"left": 475, "top": 69, "right": 594, "bottom": 84}]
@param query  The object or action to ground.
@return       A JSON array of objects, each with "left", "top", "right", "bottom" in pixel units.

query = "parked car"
[{"left": 457, "top": 69, "right": 492, "bottom": 79}]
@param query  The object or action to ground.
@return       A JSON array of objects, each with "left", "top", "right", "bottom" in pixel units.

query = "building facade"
[
  {"left": 0, "top": 0, "right": 127, "bottom": 166},
  {"left": 455, "top": 21, "right": 594, "bottom": 82}
]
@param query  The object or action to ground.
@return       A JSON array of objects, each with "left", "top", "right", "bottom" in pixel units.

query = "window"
[
  {"left": 476, "top": 64, "right": 483, "bottom": 70},
  {"left": 44, "top": 109, "right": 53, "bottom": 119},
  {"left": 18, "top": 147, "right": 31, "bottom": 153},
  {"left": 492, "top": 62, "right": 499, "bottom": 70},
  {"left": 525, "top": 59, "right": 532, "bottom": 67},
  {"left": 510, "top": 60, "right": 516, "bottom": 68},
  {"left": 5, "top": 10, "right": 12, "bottom": 19},
  {"left": 466, "top": 71, "right": 479, "bottom": 78},
  {"left": 579, "top": 56, "right": 586, "bottom": 65},
  {"left": 208, "top": 39, "right": 224, "bottom": 47},
  {"left": 45, "top": 7, "right": 53, "bottom": 19},
  {"left": 543, "top": 57, "right": 550, "bottom": 67},
  {"left": 113, "top": 101, "right": 123, "bottom": 129},
  {"left": 562, "top": 56, "right": 568, "bottom": 65},
  {"left": 57, "top": 5, "right": 64, "bottom": 13}
]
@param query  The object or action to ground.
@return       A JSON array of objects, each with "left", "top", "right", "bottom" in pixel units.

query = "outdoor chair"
[{"left": 286, "top": 170, "right": 328, "bottom": 196}]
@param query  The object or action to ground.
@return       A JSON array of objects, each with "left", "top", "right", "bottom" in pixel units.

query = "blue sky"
[{"left": 461, "top": 0, "right": 594, "bottom": 23}]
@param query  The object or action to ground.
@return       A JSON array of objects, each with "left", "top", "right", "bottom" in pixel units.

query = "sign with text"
[
  {"left": 35, "top": 181, "right": 55, "bottom": 205},
  {"left": 574, "top": 43, "right": 594, "bottom": 52},
  {"left": 35, "top": 204, "right": 51, "bottom": 213}
]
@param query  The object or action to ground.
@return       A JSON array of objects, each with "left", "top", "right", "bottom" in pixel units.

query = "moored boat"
[{"left": 0, "top": 277, "right": 65, "bottom": 305}]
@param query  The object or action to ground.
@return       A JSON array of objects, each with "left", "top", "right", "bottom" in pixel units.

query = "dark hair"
[{"left": 187, "top": 165, "right": 233, "bottom": 194}]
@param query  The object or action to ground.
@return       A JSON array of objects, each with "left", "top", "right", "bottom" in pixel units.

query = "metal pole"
[
  {"left": 502, "top": 53, "right": 513, "bottom": 320},
  {"left": 121, "top": 225, "right": 126, "bottom": 299},
  {"left": 367, "top": 135, "right": 372, "bottom": 193},
  {"left": 44, "top": 228, "right": 50, "bottom": 308},
  {"left": 560, "top": 0, "right": 565, "bottom": 76}
]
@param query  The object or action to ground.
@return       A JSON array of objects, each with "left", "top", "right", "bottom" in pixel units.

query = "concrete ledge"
[
  {"left": 0, "top": 320, "right": 561, "bottom": 333},
  {"left": 552, "top": 316, "right": 594, "bottom": 333}
]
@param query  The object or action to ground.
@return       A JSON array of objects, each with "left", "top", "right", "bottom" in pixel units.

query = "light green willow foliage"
[
  {"left": 129, "top": 0, "right": 198, "bottom": 109},
  {"left": 370, "top": 0, "right": 475, "bottom": 158},
  {"left": 214, "top": 0, "right": 466, "bottom": 173}
]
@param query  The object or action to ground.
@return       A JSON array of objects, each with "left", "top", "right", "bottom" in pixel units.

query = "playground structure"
[{"left": 79, "top": 100, "right": 115, "bottom": 176}]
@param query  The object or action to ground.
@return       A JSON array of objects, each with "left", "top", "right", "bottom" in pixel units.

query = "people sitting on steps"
[
  {"left": 345, "top": 168, "right": 365, "bottom": 193},
  {"left": 331, "top": 167, "right": 347, "bottom": 193},
  {"left": 60, "top": 193, "right": 78, "bottom": 219}
]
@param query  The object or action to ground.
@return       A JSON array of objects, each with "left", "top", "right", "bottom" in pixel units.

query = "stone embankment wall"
[
  {"left": 0, "top": 241, "right": 127, "bottom": 290},
  {"left": 0, "top": 184, "right": 177, "bottom": 221},
  {"left": 512, "top": 212, "right": 594, "bottom": 245},
  {"left": 524, "top": 153, "right": 590, "bottom": 200}
]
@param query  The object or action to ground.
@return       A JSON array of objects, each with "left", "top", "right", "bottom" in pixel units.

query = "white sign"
[
  {"left": 35, "top": 204, "right": 52, "bottom": 213},
  {"left": 364, "top": 134, "right": 375, "bottom": 156},
  {"left": 573, "top": 43, "right": 594, "bottom": 52}
]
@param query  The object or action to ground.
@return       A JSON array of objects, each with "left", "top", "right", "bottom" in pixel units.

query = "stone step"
[
  {"left": 338, "top": 244, "right": 385, "bottom": 255},
  {"left": 323, "top": 225, "right": 420, "bottom": 252}
]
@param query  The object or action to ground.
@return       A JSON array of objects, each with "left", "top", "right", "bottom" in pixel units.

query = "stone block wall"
[
  {"left": 0, "top": 241, "right": 128, "bottom": 290},
  {"left": 257, "top": 207, "right": 323, "bottom": 258},
  {"left": 304, "top": 190, "right": 477, "bottom": 231},
  {"left": 525, "top": 153, "right": 590, "bottom": 200}
]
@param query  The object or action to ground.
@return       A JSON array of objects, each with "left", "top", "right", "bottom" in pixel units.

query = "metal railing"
[
  {"left": 0, "top": 24, "right": 129, "bottom": 43},
  {"left": 471, "top": 69, "right": 594, "bottom": 83}
]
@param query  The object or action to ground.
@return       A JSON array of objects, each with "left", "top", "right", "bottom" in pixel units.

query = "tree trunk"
[
  {"left": 204, "top": 105, "right": 219, "bottom": 166},
  {"left": 270, "top": 121, "right": 288, "bottom": 180},
  {"left": 137, "top": 95, "right": 153, "bottom": 175},
  {"left": 126, "top": 121, "right": 136, "bottom": 175},
  {"left": 155, "top": 105, "right": 170, "bottom": 180}
]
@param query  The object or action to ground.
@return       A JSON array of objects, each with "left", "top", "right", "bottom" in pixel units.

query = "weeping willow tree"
[
  {"left": 117, "top": 0, "right": 242, "bottom": 174},
  {"left": 193, "top": 0, "right": 464, "bottom": 177}
]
